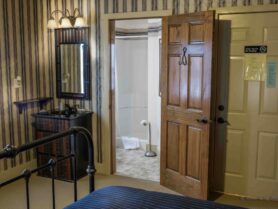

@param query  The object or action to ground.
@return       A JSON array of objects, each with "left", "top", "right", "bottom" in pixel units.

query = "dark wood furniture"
[{"left": 32, "top": 112, "right": 93, "bottom": 181}]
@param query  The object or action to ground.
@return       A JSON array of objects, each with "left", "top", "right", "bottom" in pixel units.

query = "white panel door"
[{"left": 214, "top": 12, "right": 278, "bottom": 199}]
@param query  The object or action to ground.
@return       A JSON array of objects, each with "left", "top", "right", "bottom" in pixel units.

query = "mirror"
[
  {"left": 58, "top": 43, "right": 90, "bottom": 99},
  {"left": 60, "top": 44, "right": 85, "bottom": 94},
  {"left": 56, "top": 28, "right": 90, "bottom": 100}
]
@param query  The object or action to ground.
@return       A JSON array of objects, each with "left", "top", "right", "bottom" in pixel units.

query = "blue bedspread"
[{"left": 64, "top": 186, "right": 245, "bottom": 209}]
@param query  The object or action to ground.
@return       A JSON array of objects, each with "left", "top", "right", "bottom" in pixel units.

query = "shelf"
[{"left": 14, "top": 97, "right": 53, "bottom": 114}]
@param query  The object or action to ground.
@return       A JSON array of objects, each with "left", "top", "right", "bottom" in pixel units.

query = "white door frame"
[{"left": 215, "top": 4, "right": 278, "bottom": 16}]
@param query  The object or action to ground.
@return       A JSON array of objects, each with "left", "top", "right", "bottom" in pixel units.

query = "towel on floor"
[{"left": 122, "top": 136, "right": 140, "bottom": 150}]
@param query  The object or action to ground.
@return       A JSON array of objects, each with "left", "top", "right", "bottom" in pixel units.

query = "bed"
[
  {"left": 0, "top": 127, "right": 245, "bottom": 209},
  {"left": 64, "top": 186, "right": 245, "bottom": 209}
]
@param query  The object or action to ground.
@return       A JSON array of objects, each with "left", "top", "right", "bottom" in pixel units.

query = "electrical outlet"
[{"left": 14, "top": 76, "right": 22, "bottom": 88}]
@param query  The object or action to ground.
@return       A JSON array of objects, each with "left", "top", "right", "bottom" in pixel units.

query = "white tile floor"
[{"left": 116, "top": 148, "right": 160, "bottom": 182}]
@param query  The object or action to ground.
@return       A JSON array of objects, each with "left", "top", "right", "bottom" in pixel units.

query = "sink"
[
  {"left": 51, "top": 110, "right": 63, "bottom": 115},
  {"left": 37, "top": 110, "right": 71, "bottom": 117}
]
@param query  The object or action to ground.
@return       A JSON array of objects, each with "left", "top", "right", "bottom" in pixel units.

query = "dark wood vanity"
[{"left": 32, "top": 111, "right": 93, "bottom": 181}]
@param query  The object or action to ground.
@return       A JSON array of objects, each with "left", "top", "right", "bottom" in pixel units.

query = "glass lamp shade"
[
  {"left": 60, "top": 17, "right": 72, "bottom": 28},
  {"left": 74, "top": 17, "right": 86, "bottom": 27},
  {"left": 47, "top": 18, "right": 58, "bottom": 29}
]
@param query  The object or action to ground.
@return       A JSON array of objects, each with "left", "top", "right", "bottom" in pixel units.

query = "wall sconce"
[{"left": 48, "top": 8, "right": 87, "bottom": 29}]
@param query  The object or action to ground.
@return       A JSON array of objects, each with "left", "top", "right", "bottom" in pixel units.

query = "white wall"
[
  {"left": 147, "top": 29, "right": 161, "bottom": 149},
  {"left": 115, "top": 39, "right": 148, "bottom": 144},
  {"left": 115, "top": 19, "right": 162, "bottom": 150}
]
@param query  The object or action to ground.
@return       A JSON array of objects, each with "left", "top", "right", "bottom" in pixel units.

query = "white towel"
[{"left": 122, "top": 136, "right": 140, "bottom": 150}]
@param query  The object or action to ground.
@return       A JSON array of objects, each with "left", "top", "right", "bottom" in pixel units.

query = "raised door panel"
[
  {"left": 188, "top": 56, "right": 204, "bottom": 110},
  {"left": 166, "top": 122, "right": 180, "bottom": 172},
  {"left": 186, "top": 21, "right": 209, "bottom": 116},
  {"left": 168, "top": 57, "right": 181, "bottom": 106},
  {"left": 228, "top": 57, "right": 246, "bottom": 113},
  {"left": 256, "top": 132, "right": 278, "bottom": 180},
  {"left": 167, "top": 25, "right": 184, "bottom": 108},
  {"left": 225, "top": 129, "right": 244, "bottom": 175},
  {"left": 186, "top": 126, "right": 202, "bottom": 181},
  {"left": 169, "top": 25, "right": 183, "bottom": 43},
  {"left": 189, "top": 23, "right": 204, "bottom": 44}
]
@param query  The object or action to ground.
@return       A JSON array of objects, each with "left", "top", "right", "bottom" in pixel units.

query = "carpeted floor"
[
  {"left": 116, "top": 148, "right": 160, "bottom": 182},
  {"left": 0, "top": 174, "right": 278, "bottom": 209}
]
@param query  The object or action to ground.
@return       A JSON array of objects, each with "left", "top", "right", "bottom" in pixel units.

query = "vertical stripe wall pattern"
[
  {"left": 101, "top": 0, "right": 278, "bottom": 14},
  {"left": 0, "top": 0, "right": 96, "bottom": 172}
]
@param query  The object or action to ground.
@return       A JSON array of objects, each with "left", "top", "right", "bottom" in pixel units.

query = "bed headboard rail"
[{"left": 0, "top": 126, "right": 96, "bottom": 209}]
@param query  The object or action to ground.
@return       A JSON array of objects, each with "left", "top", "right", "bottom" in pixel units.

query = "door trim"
[
  {"left": 211, "top": 4, "right": 278, "bottom": 197},
  {"left": 107, "top": 10, "right": 173, "bottom": 174},
  {"left": 215, "top": 4, "right": 278, "bottom": 15}
]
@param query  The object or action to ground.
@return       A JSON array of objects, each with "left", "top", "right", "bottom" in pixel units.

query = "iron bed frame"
[{"left": 0, "top": 126, "right": 96, "bottom": 209}]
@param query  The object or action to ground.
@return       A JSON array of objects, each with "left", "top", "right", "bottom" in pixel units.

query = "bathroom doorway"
[{"left": 110, "top": 18, "right": 162, "bottom": 182}]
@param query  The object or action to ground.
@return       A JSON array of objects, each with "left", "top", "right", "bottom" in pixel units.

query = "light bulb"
[
  {"left": 60, "top": 17, "right": 72, "bottom": 28},
  {"left": 47, "top": 18, "right": 58, "bottom": 29},
  {"left": 74, "top": 17, "right": 86, "bottom": 27}
]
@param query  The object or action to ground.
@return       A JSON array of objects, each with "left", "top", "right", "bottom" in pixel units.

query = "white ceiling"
[{"left": 115, "top": 18, "right": 161, "bottom": 30}]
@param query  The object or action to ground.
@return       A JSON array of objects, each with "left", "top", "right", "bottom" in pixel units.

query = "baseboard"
[
  {"left": 213, "top": 190, "right": 278, "bottom": 202},
  {"left": 145, "top": 144, "right": 158, "bottom": 153},
  {"left": 0, "top": 160, "right": 37, "bottom": 182}
]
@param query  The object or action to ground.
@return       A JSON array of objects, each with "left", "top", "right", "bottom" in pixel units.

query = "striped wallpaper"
[
  {"left": 1, "top": 0, "right": 278, "bottom": 172},
  {"left": 100, "top": 0, "right": 278, "bottom": 15},
  {"left": 0, "top": 0, "right": 96, "bottom": 172}
]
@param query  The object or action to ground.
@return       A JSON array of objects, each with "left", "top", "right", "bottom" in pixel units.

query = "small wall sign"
[
  {"left": 245, "top": 45, "right": 268, "bottom": 53},
  {"left": 244, "top": 54, "right": 266, "bottom": 81},
  {"left": 267, "top": 61, "right": 277, "bottom": 88}
]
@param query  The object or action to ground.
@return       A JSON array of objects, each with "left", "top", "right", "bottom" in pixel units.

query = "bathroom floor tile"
[{"left": 116, "top": 148, "right": 160, "bottom": 182}]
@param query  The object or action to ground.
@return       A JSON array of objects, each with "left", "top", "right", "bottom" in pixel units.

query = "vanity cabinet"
[{"left": 32, "top": 112, "right": 93, "bottom": 181}]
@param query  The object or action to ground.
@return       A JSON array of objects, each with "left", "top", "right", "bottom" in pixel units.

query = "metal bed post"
[
  {"left": 0, "top": 127, "right": 96, "bottom": 209},
  {"left": 49, "top": 159, "right": 56, "bottom": 209},
  {"left": 76, "top": 127, "right": 96, "bottom": 193},
  {"left": 22, "top": 169, "right": 31, "bottom": 209},
  {"left": 72, "top": 132, "right": 78, "bottom": 201}
]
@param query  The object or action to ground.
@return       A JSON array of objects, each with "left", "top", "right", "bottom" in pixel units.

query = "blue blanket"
[{"left": 64, "top": 186, "right": 245, "bottom": 209}]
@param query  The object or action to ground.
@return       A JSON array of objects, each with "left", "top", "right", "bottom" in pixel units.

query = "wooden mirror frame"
[{"left": 55, "top": 28, "right": 90, "bottom": 99}]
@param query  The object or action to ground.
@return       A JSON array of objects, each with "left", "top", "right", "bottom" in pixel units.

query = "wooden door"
[
  {"left": 214, "top": 12, "right": 278, "bottom": 199},
  {"left": 160, "top": 11, "right": 215, "bottom": 200}
]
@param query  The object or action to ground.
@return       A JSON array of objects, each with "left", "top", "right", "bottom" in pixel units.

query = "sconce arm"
[
  {"left": 50, "top": 8, "right": 82, "bottom": 19},
  {"left": 73, "top": 8, "right": 81, "bottom": 17},
  {"left": 65, "top": 9, "right": 71, "bottom": 17},
  {"left": 50, "top": 9, "right": 66, "bottom": 18}
]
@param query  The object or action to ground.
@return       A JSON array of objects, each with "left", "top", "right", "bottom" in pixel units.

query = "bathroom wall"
[
  {"left": 147, "top": 23, "right": 161, "bottom": 149},
  {"left": 115, "top": 38, "right": 149, "bottom": 145},
  {"left": 0, "top": 0, "right": 96, "bottom": 172},
  {"left": 115, "top": 19, "right": 161, "bottom": 149}
]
